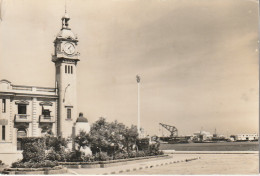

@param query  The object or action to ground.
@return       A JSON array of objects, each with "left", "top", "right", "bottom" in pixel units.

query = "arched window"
[
  {"left": 71, "top": 66, "right": 73, "bottom": 74},
  {"left": 65, "top": 65, "right": 67, "bottom": 73}
]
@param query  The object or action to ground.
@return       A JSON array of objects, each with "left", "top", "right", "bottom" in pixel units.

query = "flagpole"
[{"left": 136, "top": 75, "right": 141, "bottom": 138}]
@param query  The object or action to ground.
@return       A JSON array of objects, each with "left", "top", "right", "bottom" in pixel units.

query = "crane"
[{"left": 159, "top": 123, "right": 178, "bottom": 137}]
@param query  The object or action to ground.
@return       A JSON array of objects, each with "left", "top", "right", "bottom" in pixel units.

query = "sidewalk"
[{"left": 67, "top": 154, "right": 200, "bottom": 175}]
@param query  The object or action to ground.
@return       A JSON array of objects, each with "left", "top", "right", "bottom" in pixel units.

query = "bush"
[
  {"left": 82, "top": 154, "right": 95, "bottom": 162},
  {"left": 46, "top": 148, "right": 67, "bottom": 161},
  {"left": 147, "top": 142, "right": 161, "bottom": 156},
  {"left": 66, "top": 151, "right": 82, "bottom": 162},
  {"left": 11, "top": 160, "right": 58, "bottom": 168},
  {"left": 94, "top": 152, "right": 111, "bottom": 161},
  {"left": 45, "top": 136, "right": 67, "bottom": 151},
  {"left": 136, "top": 150, "right": 146, "bottom": 157},
  {"left": 113, "top": 152, "right": 128, "bottom": 160},
  {"left": 128, "top": 151, "right": 137, "bottom": 158},
  {"left": 22, "top": 138, "right": 46, "bottom": 162}
]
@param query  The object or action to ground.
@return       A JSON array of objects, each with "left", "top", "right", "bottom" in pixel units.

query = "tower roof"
[
  {"left": 55, "top": 12, "right": 77, "bottom": 41},
  {"left": 76, "top": 113, "right": 88, "bottom": 123},
  {"left": 56, "top": 29, "right": 76, "bottom": 40}
]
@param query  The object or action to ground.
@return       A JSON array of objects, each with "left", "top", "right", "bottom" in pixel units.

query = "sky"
[{"left": 0, "top": 0, "right": 258, "bottom": 136}]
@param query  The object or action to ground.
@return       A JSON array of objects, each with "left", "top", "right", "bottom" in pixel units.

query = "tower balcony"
[
  {"left": 14, "top": 114, "right": 31, "bottom": 123},
  {"left": 39, "top": 115, "right": 55, "bottom": 123}
]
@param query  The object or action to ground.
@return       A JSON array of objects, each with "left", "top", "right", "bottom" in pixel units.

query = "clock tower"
[{"left": 52, "top": 12, "right": 80, "bottom": 138}]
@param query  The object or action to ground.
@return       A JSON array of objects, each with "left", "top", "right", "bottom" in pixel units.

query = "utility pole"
[{"left": 136, "top": 75, "right": 141, "bottom": 138}]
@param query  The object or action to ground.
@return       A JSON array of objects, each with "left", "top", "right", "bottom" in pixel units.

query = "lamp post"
[{"left": 136, "top": 75, "right": 141, "bottom": 138}]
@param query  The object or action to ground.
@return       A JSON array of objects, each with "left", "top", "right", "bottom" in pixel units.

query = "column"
[
  {"left": 32, "top": 98, "right": 37, "bottom": 137},
  {"left": 9, "top": 98, "right": 13, "bottom": 141}
]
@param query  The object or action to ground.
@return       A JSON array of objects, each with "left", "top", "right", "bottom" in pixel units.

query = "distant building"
[
  {"left": 193, "top": 131, "right": 213, "bottom": 142},
  {"left": 231, "top": 134, "right": 259, "bottom": 141}
]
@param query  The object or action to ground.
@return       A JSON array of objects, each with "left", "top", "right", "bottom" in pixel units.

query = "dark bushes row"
[
  {"left": 64, "top": 150, "right": 164, "bottom": 162},
  {"left": 11, "top": 160, "right": 58, "bottom": 168}
]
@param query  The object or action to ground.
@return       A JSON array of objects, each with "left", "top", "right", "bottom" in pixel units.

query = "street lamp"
[{"left": 136, "top": 75, "right": 141, "bottom": 138}]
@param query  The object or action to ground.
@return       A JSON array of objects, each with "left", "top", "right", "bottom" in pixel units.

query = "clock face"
[{"left": 64, "top": 43, "right": 75, "bottom": 55}]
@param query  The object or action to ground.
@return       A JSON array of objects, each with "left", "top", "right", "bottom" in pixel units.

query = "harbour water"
[{"left": 160, "top": 141, "right": 259, "bottom": 151}]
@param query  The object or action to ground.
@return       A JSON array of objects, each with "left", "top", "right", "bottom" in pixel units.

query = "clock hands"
[{"left": 64, "top": 43, "right": 74, "bottom": 54}]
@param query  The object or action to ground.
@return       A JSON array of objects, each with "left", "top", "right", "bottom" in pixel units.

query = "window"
[
  {"left": 71, "top": 66, "right": 73, "bottom": 74},
  {"left": 65, "top": 65, "right": 67, "bottom": 73},
  {"left": 42, "top": 107, "right": 51, "bottom": 118},
  {"left": 18, "top": 104, "right": 27, "bottom": 114},
  {"left": 67, "top": 108, "right": 71, "bottom": 119},
  {"left": 17, "top": 129, "right": 27, "bottom": 150},
  {"left": 2, "top": 99, "right": 6, "bottom": 113},
  {"left": 2, "top": 126, "right": 5, "bottom": 140},
  {"left": 68, "top": 65, "right": 70, "bottom": 74}
]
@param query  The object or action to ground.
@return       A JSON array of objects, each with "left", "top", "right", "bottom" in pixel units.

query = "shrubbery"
[
  {"left": 12, "top": 160, "right": 58, "bottom": 168},
  {"left": 113, "top": 152, "right": 128, "bottom": 160},
  {"left": 11, "top": 136, "right": 67, "bottom": 168},
  {"left": 12, "top": 118, "right": 164, "bottom": 168},
  {"left": 20, "top": 138, "right": 45, "bottom": 163},
  {"left": 94, "top": 152, "right": 111, "bottom": 161}
]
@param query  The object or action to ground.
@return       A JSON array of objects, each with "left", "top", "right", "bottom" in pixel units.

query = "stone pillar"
[
  {"left": 32, "top": 98, "right": 37, "bottom": 137},
  {"left": 9, "top": 98, "right": 13, "bottom": 141},
  {"left": 55, "top": 98, "right": 58, "bottom": 136}
]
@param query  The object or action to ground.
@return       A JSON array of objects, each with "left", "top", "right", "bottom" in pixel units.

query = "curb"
[
  {"left": 164, "top": 151, "right": 259, "bottom": 154},
  {"left": 99, "top": 157, "right": 200, "bottom": 175}
]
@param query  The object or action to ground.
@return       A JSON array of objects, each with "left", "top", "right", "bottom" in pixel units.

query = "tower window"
[
  {"left": 67, "top": 108, "right": 71, "bottom": 119},
  {"left": 71, "top": 66, "right": 73, "bottom": 74},
  {"left": 68, "top": 65, "right": 70, "bottom": 74},
  {"left": 65, "top": 65, "right": 67, "bottom": 73},
  {"left": 2, "top": 99, "right": 6, "bottom": 113},
  {"left": 18, "top": 104, "right": 27, "bottom": 114},
  {"left": 2, "top": 126, "right": 5, "bottom": 140}
]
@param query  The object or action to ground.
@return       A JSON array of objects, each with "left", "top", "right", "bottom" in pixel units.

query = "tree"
[
  {"left": 122, "top": 125, "right": 138, "bottom": 155},
  {"left": 74, "top": 131, "right": 91, "bottom": 151},
  {"left": 89, "top": 117, "right": 121, "bottom": 154},
  {"left": 88, "top": 117, "right": 138, "bottom": 156}
]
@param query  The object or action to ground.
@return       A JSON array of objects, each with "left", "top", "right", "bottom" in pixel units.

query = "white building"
[
  {"left": 234, "top": 134, "right": 259, "bottom": 141},
  {"left": 0, "top": 12, "right": 89, "bottom": 163},
  {"left": 193, "top": 131, "right": 213, "bottom": 141}
]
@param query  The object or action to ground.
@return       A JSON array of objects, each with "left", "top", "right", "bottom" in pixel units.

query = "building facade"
[
  {"left": 0, "top": 12, "right": 81, "bottom": 154},
  {"left": 234, "top": 134, "right": 259, "bottom": 141}
]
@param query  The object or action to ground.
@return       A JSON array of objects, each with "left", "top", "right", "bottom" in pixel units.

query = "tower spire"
[
  {"left": 61, "top": 2, "right": 70, "bottom": 30},
  {"left": 65, "top": 0, "right": 67, "bottom": 13}
]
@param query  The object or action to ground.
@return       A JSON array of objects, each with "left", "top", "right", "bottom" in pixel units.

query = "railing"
[
  {"left": 12, "top": 85, "right": 56, "bottom": 93},
  {"left": 39, "top": 115, "right": 55, "bottom": 123},
  {"left": 15, "top": 114, "right": 31, "bottom": 123},
  {"left": 12, "top": 85, "right": 32, "bottom": 91},
  {"left": 36, "top": 87, "right": 56, "bottom": 92}
]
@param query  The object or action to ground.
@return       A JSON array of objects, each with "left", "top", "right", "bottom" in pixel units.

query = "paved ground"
[
  {"left": 122, "top": 153, "right": 259, "bottom": 175},
  {"left": 68, "top": 154, "right": 199, "bottom": 175},
  {"left": 68, "top": 152, "right": 259, "bottom": 175}
]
